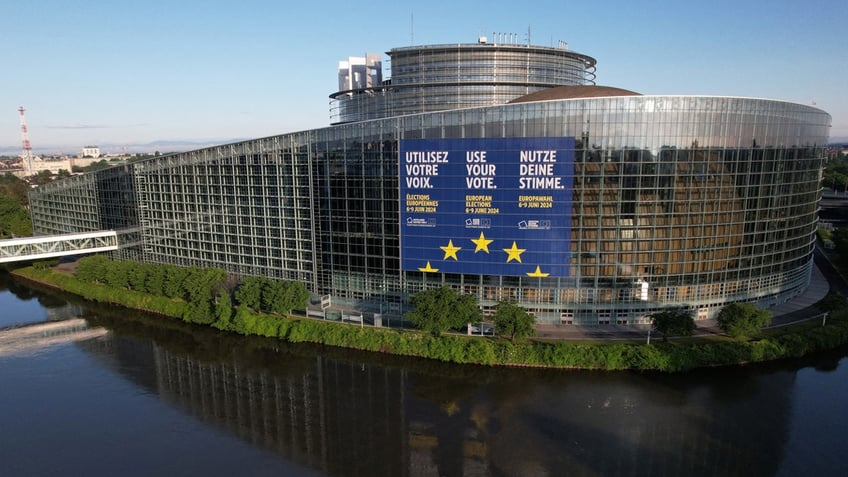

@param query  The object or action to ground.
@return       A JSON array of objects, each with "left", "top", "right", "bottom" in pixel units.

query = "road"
[{"left": 535, "top": 245, "right": 841, "bottom": 341}]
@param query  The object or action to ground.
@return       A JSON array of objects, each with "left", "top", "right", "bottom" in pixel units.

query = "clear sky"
[{"left": 2, "top": 0, "right": 846, "bottom": 155}]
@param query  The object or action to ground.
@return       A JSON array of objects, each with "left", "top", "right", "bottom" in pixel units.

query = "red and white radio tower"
[{"left": 18, "top": 106, "right": 34, "bottom": 175}]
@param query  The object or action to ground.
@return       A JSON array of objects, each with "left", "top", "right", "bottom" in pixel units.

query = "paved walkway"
[{"left": 535, "top": 246, "right": 840, "bottom": 341}]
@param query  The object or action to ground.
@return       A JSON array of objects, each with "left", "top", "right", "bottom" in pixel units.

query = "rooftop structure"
[
  {"left": 330, "top": 37, "right": 596, "bottom": 124},
  {"left": 337, "top": 53, "right": 383, "bottom": 93}
]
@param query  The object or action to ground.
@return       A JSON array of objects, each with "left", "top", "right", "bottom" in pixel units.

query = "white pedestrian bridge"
[{"left": 0, "top": 230, "right": 119, "bottom": 263}]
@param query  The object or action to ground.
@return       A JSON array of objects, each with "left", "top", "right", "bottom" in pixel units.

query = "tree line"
[
  {"left": 405, "top": 285, "right": 536, "bottom": 341},
  {"left": 73, "top": 255, "right": 308, "bottom": 328},
  {"left": 650, "top": 303, "right": 773, "bottom": 341},
  {"left": 407, "top": 285, "right": 777, "bottom": 342},
  {"left": 20, "top": 260, "right": 848, "bottom": 371},
  {"left": 71, "top": 257, "right": 538, "bottom": 342},
  {"left": 823, "top": 155, "right": 848, "bottom": 191}
]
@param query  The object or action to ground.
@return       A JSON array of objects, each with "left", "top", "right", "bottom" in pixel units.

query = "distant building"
[{"left": 78, "top": 146, "right": 100, "bottom": 159}]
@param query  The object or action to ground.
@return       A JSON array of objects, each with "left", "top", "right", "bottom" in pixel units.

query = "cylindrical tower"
[{"left": 330, "top": 38, "right": 596, "bottom": 124}]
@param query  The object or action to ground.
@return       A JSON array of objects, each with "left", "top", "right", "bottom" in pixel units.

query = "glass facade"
[
  {"left": 29, "top": 95, "right": 830, "bottom": 324},
  {"left": 330, "top": 42, "right": 596, "bottom": 124}
]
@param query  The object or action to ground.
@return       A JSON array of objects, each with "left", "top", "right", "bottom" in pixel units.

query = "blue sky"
[{"left": 2, "top": 0, "right": 846, "bottom": 155}]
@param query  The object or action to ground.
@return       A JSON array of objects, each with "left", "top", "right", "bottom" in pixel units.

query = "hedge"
[{"left": 11, "top": 265, "right": 848, "bottom": 372}]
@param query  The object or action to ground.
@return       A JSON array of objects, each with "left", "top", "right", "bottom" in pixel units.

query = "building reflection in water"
[
  {"left": 78, "top": 314, "right": 795, "bottom": 477},
  {"left": 152, "top": 347, "right": 408, "bottom": 476}
]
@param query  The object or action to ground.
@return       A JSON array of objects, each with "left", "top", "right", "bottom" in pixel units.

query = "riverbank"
[{"left": 10, "top": 265, "right": 848, "bottom": 372}]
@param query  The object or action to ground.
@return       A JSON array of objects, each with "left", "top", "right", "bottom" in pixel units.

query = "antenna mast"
[{"left": 18, "top": 106, "right": 33, "bottom": 176}]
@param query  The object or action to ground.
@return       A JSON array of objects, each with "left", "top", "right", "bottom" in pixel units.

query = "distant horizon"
[
  {"left": 0, "top": 137, "right": 251, "bottom": 157},
  {"left": 4, "top": 135, "right": 848, "bottom": 159},
  {"left": 2, "top": 1, "right": 846, "bottom": 153}
]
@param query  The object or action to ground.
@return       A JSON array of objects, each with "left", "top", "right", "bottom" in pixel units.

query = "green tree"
[
  {"left": 30, "top": 170, "right": 54, "bottom": 186},
  {"left": 81, "top": 160, "right": 111, "bottom": 173},
  {"left": 649, "top": 308, "right": 696, "bottom": 342},
  {"left": 0, "top": 173, "right": 30, "bottom": 205},
  {"left": 104, "top": 260, "right": 130, "bottom": 288},
  {"left": 405, "top": 286, "right": 480, "bottom": 337},
  {"left": 492, "top": 300, "right": 536, "bottom": 341},
  {"left": 824, "top": 157, "right": 848, "bottom": 191},
  {"left": 127, "top": 262, "right": 148, "bottom": 291},
  {"left": 183, "top": 300, "right": 214, "bottom": 324},
  {"left": 816, "top": 291, "right": 848, "bottom": 313},
  {"left": 181, "top": 267, "right": 225, "bottom": 302},
  {"left": 251, "top": 277, "right": 309, "bottom": 315},
  {"left": 32, "top": 258, "right": 58, "bottom": 270},
  {"left": 826, "top": 172, "right": 848, "bottom": 191},
  {"left": 279, "top": 280, "right": 309, "bottom": 314},
  {"left": 0, "top": 195, "right": 32, "bottom": 238},
  {"left": 162, "top": 266, "right": 189, "bottom": 298},
  {"left": 831, "top": 227, "right": 848, "bottom": 256},
  {"left": 213, "top": 293, "right": 233, "bottom": 330},
  {"left": 716, "top": 302, "right": 772, "bottom": 339},
  {"left": 261, "top": 278, "right": 285, "bottom": 313},
  {"left": 75, "top": 255, "right": 111, "bottom": 283},
  {"left": 234, "top": 276, "right": 265, "bottom": 310},
  {"left": 144, "top": 266, "right": 167, "bottom": 295}
]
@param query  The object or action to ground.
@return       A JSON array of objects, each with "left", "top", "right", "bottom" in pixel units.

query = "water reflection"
[
  {"left": 3, "top": 275, "right": 844, "bottom": 476},
  {"left": 71, "top": 305, "right": 806, "bottom": 477},
  {"left": 0, "top": 270, "right": 38, "bottom": 301},
  {"left": 0, "top": 318, "right": 108, "bottom": 358},
  {"left": 0, "top": 271, "right": 85, "bottom": 327}
]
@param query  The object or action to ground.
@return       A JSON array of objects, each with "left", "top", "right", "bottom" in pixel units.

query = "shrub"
[
  {"left": 12, "top": 262, "right": 848, "bottom": 373},
  {"left": 650, "top": 308, "right": 696, "bottom": 341},
  {"left": 213, "top": 294, "right": 233, "bottom": 330},
  {"left": 493, "top": 300, "right": 536, "bottom": 341},
  {"left": 717, "top": 303, "right": 772, "bottom": 339},
  {"left": 406, "top": 286, "right": 480, "bottom": 337},
  {"left": 32, "top": 259, "right": 59, "bottom": 270},
  {"left": 816, "top": 292, "right": 848, "bottom": 313}
]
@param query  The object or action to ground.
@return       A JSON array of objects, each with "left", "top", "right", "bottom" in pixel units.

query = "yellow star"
[
  {"left": 526, "top": 266, "right": 550, "bottom": 277},
  {"left": 418, "top": 261, "right": 439, "bottom": 273},
  {"left": 471, "top": 232, "right": 494, "bottom": 253},
  {"left": 503, "top": 241, "right": 526, "bottom": 263},
  {"left": 440, "top": 239, "right": 461, "bottom": 261}
]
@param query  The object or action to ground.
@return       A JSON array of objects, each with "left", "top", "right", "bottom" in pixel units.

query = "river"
[{"left": 1, "top": 272, "right": 847, "bottom": 477}]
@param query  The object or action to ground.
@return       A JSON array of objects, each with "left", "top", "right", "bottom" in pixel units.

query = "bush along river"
[{"left": 10, "top": 262, "right": 848, "bottom": 372}]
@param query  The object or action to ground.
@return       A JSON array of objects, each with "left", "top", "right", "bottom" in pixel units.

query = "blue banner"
[{"left": 400, "top": 137, "right": 574, "bottom": 277}]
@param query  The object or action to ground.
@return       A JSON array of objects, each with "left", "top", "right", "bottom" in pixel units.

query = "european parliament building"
[{"left": 29, "top": 37, "right": 831, "bottom": 325}]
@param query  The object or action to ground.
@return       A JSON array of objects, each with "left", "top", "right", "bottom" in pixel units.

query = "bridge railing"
[{"left": 0, "top": 230, "right": 119, "bottom": 263}]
